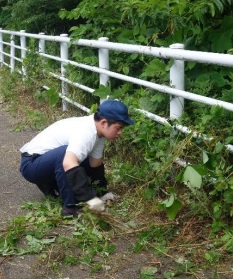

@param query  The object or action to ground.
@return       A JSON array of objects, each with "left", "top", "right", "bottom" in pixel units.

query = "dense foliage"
[
  {"left": 0, "top": 0, "right": 81, "bottom": 34},
  {"left": 60, "top": 0, "right": 233, "bottom": 50},
  {"left": 58, "top": 0, "right": 233, "bottom": 124}
]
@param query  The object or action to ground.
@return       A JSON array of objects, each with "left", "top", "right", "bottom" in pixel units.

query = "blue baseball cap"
[{"left": 98, "top": 99, "right": 134, "bottom": 125}]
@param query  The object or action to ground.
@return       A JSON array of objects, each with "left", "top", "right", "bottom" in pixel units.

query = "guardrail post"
[
  {"left": 10, "top": 34, "right": 15, "bottom": 72},
  {"left": 0, "top": 29, "right": 3, "bottom": 66},
  {"left": 169, "top": 43, "right": 185, "bottom": 120},
  {"left": 38, "top": 32, "right": 45, "bottom": 54},
  {"left": 98, "top": 37, "right": 109, "bottom": 102},
  {"left": 60, "top": 34, "right": 69, "bottom": 111},
  {"left": 38, "top": 33, "right": 45, "bottom": 73},
  {"left": 20, "top": 30, "right": 26, "bottom": 78}
]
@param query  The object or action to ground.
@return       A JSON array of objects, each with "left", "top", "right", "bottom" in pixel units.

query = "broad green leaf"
[
  {"left": 191, "top": 164, "right": 207, "bottom": 176},
  {"left": 46, "top": 88, "right": 59, "bottom": 107},
  {"left": 89, "top": 103, "right": 98, "bottom": 114},
  {"left": 214, "top": 142, "right": 224, "bottom": 154},
  {"left": 166, "top": 199, "right": 182, "bottom": 220},
  {"left": 142, "top": 59, "right": 166, "bottom": 77},
  {"left": 139, "top": 97, "right": 154, "bottom": 111},
  {"left": 41, "top": 237, "right": 56, "bottom": 244},
  {"left": 201, "top": 115, "right": 212, "bottom": 125},
  {"left": 224, "top": 136, "right": 233, "bottom": 145},
  {"left": 214, "top": 0, "right": 224, "bottom": 13},
  {"left": 208, "top": 3, "right": 215, "bottom": 17},
  {"left": 182, "top": 166, "right": 202, "bottom": 189},
  {"left": 163, "top": 194, "right": 175, "bottom": 208},
  {"left": 202, "top": 151, "right": 209, "bottom": 164},
  {"left": 130, "top": 53, "right": 138, "bottom": 60},
  {"left": 122, "top": 65, "right": 129, "bottom": 75},
  {"left": 141, "top": 267, "right": 158, "bottom": 278},
  {"left": 150, "top": 93, "right": 165, "bottom": 103},
  {"left": 210, "top": 16, "right": 233, "bottom": 52},
  {"left": 93, "top": 85, "right": 111, "bottom": 99}
]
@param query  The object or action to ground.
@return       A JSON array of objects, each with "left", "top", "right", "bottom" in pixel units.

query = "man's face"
[{"left": 102, "top": 121, "right": 125, "bottom": 141}]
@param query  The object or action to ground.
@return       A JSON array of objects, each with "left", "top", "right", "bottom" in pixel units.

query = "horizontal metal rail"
[
  {"left": 49, "top": 72, "right": 95, "bottom": 94},
  {"left": 1, "top": 30, "right": 233, "bottom": 67},
  {"left": 39, "top": 52, "right": 233, "bottom": 112},
  {"left": 74, "top": 39, "right": 233, "bottom": 67},
  {"left": 2, "top": 42, "right": 24, "bottom": 51}
]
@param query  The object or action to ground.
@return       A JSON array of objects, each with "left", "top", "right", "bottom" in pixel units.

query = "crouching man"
[{"left": 19, "top": 99, "right": 134, "bottom": 216}]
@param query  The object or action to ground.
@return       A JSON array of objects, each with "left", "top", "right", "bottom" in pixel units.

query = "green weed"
[{"left": 0, "top": 198, "right": 117, "bottom": 273}]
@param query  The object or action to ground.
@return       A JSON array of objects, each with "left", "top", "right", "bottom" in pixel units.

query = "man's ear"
[{"left": 100, "top": 118, "right": 108, "bottom": 127}]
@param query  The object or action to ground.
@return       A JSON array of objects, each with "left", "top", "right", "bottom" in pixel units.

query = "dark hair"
[{"left": 94, "top": 111, "right": 124, "bottom": 126}]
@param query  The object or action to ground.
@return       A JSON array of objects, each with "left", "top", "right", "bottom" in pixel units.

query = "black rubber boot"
[
  {"left": 36, "top": 184, "right": 59, "bottom": 198},
  {"left": 61, "top": 206, "right": 83, "bottom": 217}
]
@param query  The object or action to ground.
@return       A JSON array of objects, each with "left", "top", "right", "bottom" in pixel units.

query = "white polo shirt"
[{"left": 20, "top": 115, "right": 105, "bottom": 162}]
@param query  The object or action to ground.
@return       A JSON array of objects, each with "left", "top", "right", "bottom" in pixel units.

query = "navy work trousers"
[{"left": 20, "top": 145, "right": 78, "bottom": 207}]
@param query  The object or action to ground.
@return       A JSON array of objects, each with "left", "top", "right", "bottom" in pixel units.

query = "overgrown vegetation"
[
  {"left": 0, "top": 0, "right": 80, "bottom": 34},
  {"left": 0, "top": 0, "right": 233, "bottom": 277}
]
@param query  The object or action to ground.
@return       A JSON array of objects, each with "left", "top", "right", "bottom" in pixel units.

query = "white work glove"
[
  {"left": 86, "top": 197, "right": 105, "bottom": 212},
  {"left": 101, "top": 192, "right": 117, "bottom": 203}
]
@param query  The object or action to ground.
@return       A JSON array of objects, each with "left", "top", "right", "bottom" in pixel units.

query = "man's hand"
[
  {"left": 101, "top": 192, "right": 118, "bottom": 203},
  {"left": 86, "top": 197, "right": 105, "bottom": 212}
]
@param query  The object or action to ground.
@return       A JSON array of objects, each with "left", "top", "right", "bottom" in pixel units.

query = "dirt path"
[
  {"left": 0, "top": 106, "right": 43, "bottom": 222},
  {"left": 0, "top": 104, "right": 47, "bottom": 279}
]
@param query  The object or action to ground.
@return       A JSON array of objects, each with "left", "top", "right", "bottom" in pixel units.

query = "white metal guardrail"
[{"left": 0, "top": 29, "right": 232, "bottom": 154}]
